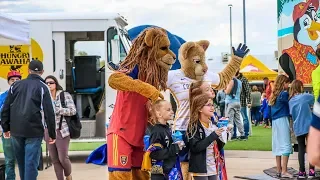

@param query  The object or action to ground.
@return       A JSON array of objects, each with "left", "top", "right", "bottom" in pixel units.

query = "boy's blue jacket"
[{"left": 0, "top": 90, "right": 8, "bottom": 115}]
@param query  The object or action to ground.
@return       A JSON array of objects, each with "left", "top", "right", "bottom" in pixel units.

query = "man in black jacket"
[{"left": 1, "top": 60, "right": 56, "bottom": 180}]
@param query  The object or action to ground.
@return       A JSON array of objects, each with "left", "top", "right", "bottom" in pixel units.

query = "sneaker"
[
  {"left": 240, "top": 136, "right": 248, "bottom": 141},
  {"left": 298, "top": 171, "right": 306, "bottom": 178},
  {"left": 308, "top": 169, "right": 315, "bottom": 178},
  {"left": 230, "top": 137, "right": 238, "bottom": 141}
]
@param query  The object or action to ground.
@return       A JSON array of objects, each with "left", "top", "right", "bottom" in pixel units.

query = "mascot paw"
[
  {"left": 150, "top": 90, "right": 164, "bottom": 103},
  {"left": 232, "top": 43, "right": 250, "bottom": 58}
]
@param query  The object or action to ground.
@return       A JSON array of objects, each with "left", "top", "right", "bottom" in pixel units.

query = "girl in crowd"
[
  {"left": 45, "top": 75, "right": 76, "bottom": 180},
  {"left": 251, "top": 86, "right": 262, "bottom": 126},
  {"left": 269, "top": 74, "right": 291, "bottom": 178},
  {"left": 288, "top": 80, "right": 315, "bottom": 178},
  {"left": 187, "top": 94, "right": 225, "bottom": 180},
  {"left": 146, "top": 99, "right": 184, "bottom": 180}
]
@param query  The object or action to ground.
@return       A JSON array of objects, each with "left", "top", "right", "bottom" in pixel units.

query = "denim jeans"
[
  {"left": 11, "top": 136, "right": 43, "bottom": 180},
  {"left": 240, "top": 107, "right": 250, "bottom": 137},
  {"left": 2, "top": 135, "right": 15, "bottom": 180}
]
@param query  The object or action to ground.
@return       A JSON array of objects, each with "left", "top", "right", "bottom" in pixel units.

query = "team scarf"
[
  {"left": 214, "top": 142, "right": 228, "bottom": 180},
  {"left": 141, "top": 143, "right": 183, "bottom": 180}
]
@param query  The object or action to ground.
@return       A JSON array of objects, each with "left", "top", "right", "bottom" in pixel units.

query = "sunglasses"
[{"left": 46, "top": 81, "right": 56, "bottom": 85}]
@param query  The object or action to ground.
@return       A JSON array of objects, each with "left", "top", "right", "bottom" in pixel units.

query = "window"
[{"left": 107, "top": 27, "right": 128, "bottom": 70}]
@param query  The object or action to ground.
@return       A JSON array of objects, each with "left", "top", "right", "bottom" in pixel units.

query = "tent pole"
[{"left": 29, "top": 44, "right": 32, "bottom": 62}]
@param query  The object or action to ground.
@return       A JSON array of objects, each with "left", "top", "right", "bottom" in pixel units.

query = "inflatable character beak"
[{"left": 308, "top": 21, "right": 320, "bottom": 40}]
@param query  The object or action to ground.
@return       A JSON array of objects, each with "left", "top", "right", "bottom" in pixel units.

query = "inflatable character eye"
[{"left": 303, "top": 18, "right": 310, "bottom": 27}]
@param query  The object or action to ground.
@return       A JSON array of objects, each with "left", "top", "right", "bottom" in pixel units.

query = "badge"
[{"left": 120, "top": 155, "right": 128, "bottom": 166}]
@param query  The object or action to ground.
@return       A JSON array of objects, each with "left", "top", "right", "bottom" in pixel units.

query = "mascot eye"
[
  {"left": 160, "top": 47, "right": 168, "bottom": 50},
  {"left": 194, "top": 59, "right": 201, "bottom": 64}
]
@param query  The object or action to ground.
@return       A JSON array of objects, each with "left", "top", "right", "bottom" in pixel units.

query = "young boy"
[
  {"left": 260, "top": 93, "right": 271, "bottom": 128},
  {"left": 0, "top": 70, "right": 21, "bottom": 180}
]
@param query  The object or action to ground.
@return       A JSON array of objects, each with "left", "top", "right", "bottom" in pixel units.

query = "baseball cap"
[{"left": 28, "top": 60, "right": 43, "bottom": 72}]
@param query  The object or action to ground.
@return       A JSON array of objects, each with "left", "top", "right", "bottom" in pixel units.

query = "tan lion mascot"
[
  {"left": 168, "top": 41, "right": 249, "bottom": 179},
  {"left": 107, "top": 27, "right": 176, "bottom": 180}
]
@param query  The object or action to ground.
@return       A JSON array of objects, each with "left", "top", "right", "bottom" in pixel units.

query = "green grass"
[
  {"left": 224, "top": 126, "right": 272, "bottom": 151},
  {"left": 0, "top": 126, "right": 271, "bottom": 152},
  {"left": 0, "top": 142, "right": 105, "bottom": 153}
]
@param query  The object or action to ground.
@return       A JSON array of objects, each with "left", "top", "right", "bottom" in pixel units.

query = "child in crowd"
[
  {"left": 260, "top": 93, "right": 271, "bottom": 128},
  {"left": 269, "top": 74, "right": 292, "bottom": 178},
  {"left": 188, "top": 81, "right": 228, "bottom": 180},
  {"left": 288, "top": 80, "right": 315, "bottom": 178},
  {"left": 187, "top": 94, "right": 225, "bottom": 180},
  {"left": 142, "top": 100, "right": 184, "bottom": 180}
]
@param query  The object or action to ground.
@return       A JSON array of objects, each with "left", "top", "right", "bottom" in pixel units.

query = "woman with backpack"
[{"left": 44, "top": 75, "right": 76, "bottom": 180}]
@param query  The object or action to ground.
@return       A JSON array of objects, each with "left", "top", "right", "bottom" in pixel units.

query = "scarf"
[
  {"left": 214, "top": 142, "right": 228, "bottom": 180},
  {"left": 141, "top": 143, "right": 183, "bottom": 180}
]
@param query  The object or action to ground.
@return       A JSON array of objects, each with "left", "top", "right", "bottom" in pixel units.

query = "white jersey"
[{"left": 167, "top": 69, "right": 220, "bottom": 131}]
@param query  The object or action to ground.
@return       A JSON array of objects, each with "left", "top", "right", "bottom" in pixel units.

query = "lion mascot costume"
[
  {"left": 107, "top": 27, "right": 176, "bottom": 180},
  {"left": 168, "top": 40, "right": 249, "bottom": 179}
]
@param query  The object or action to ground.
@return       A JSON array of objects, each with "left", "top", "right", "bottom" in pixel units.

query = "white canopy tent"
[{"left": 0, "top": 13, "right": 30, "bottom": 45}]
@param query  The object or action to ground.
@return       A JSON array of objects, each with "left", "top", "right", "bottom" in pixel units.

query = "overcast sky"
[{"left": 0, "top": 0, "right": 277, "bottom": 57}]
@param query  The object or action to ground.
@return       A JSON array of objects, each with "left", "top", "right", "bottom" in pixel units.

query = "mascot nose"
[{"left": 203, "top": 67, "right": 208, "bottom": 73}]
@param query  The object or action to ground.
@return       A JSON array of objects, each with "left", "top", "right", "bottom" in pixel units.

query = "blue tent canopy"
[{"left": 128, "top": 25, "right": 186, "bottom": 70}]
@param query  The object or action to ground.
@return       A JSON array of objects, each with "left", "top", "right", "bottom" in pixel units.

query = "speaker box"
[{"left": 74, "top": 56, "right": 101, "bottom": 89}]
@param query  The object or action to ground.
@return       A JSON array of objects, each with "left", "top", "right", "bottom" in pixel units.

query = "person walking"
[
  {"left": 44, "top": 75, "right": 76, "bottom": 180},
  {"left": 251, "top": 86, "right": 262, "bottom": 126},
  {"left": 225, "top": 77, "right": 246, "bottom": 140},
  {"left": 289, "top": 80, "right": 315, "bottom": 178},
  {"left": 236, "top": 71, "right": 251, "bottom": 139},
  {"left": 217, "top": 90, "right": 226, "bottom": 117},
  {"left": 0, "top": 70, "right": 21, "bottom": 180},
  {"left": 1, "top": 60, "right": 56, "bottom": 180}
]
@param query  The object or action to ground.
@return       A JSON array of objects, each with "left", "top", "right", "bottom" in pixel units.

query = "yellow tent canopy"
[{"left": 240, "top": 55, "right": 277, "bottom": 81}]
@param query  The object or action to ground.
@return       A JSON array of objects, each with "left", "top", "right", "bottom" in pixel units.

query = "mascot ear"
[
  {"left": 196, "top": 40, "right": 210, "bottom": 51},
  {"left": 144, "top": 28, "right": 158, "bottom": 47},
  {"left": 180, "top": 42, "right": 196, "bottom": 59}
]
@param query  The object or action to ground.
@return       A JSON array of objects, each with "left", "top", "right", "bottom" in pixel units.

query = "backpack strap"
[
  {"left": 60, "top": 91, "right": 67, "bottom": 108},
  {"left": 59, "top": 91, "right": 66, "bottom": 130}
]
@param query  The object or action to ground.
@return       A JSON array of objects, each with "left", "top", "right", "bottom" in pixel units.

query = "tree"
[
  {"left": 100, "top": 60, "right": 105, "bottom": 68},
  {"left": 74, "top": 49, "right": 88, "bottom": 56},
  {"left": 77, "top": 51, "right": 88, "bottom": 56},
  {"left": 278, "top": 0, "right": 298, "bottom": 23}
]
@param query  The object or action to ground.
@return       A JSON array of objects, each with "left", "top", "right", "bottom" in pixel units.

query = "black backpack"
[{"left": 59, "top": 92, "right": 82, "bottom": 139}]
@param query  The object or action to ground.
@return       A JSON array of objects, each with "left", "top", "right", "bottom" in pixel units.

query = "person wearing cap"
[
  {"left": 0, "top": 70, "right": 21, "bottom": 180},
  {"left": 1, "top": 60, "right": 56, "bottom": 180}
]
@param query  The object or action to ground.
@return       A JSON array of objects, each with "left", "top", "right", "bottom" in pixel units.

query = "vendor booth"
[
  {"left": 0, "top": 13, "right": 30, "bottom": 45},
  {"left": 240, "top": 55, "right": 278, "bottom": 81}
]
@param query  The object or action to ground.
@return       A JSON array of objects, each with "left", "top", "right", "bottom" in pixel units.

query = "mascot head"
[
  {"left": 179, "top": 40, "right": 209, "bottom": 80},
  {"left": 120, "top": 27, "right": 176, "bottom": 91}
]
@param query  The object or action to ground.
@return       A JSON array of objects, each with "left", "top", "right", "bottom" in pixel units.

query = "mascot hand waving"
[
  {"left": 168, "top": 41, "right": 249, "bottom": 179},
  {"left": 107, "top": 27, "right": 176, "bottom": 180}
]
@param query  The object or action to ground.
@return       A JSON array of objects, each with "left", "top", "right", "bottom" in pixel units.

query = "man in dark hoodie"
[{"left": 1, "top": 60, "right": 56, "bottom": 180}]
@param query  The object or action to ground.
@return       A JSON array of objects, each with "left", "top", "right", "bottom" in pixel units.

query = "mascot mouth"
[{"left": 159, "top": 54, "right": 176, "bottom": 70}]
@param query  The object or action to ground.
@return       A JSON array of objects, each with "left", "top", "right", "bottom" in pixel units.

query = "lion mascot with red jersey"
[{"left": 107, "top": 27, "right": 176, "bottom": 180}]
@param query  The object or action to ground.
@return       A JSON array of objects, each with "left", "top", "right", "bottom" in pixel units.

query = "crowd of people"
[
  {"left": 141, "top": 69, "right": 320, "bottom": 180},
  {"left": 0, "top": 60, "right": 75, "bottom": 180},
  {"left": 0, "top": 62, "right": 319, "bottom": 180}
]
